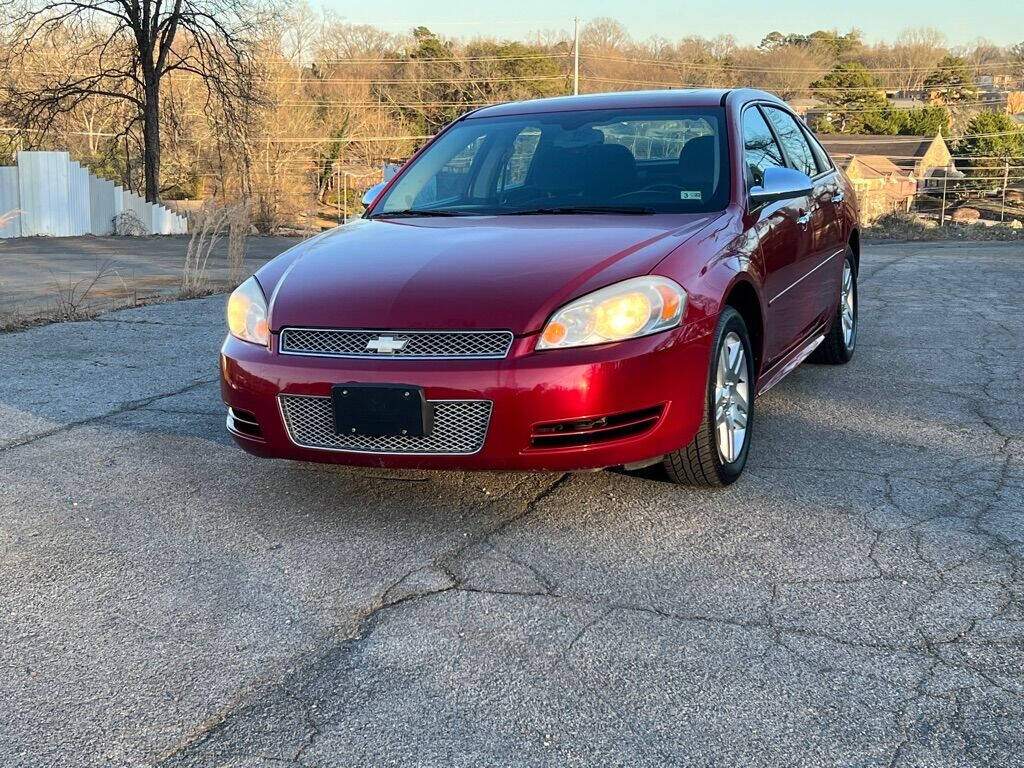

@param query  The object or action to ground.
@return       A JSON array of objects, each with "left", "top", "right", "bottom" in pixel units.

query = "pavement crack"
[
  {"left": 282, "top": 684, "right": 321, "bottom": 764},
  {"left": 0, "top": 377, "right": 218, "bottom": 452},
  {"left": 155, "top": 473, "right": 577, "bottom": 765}
]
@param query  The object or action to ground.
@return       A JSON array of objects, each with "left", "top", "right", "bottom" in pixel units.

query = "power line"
[
  {"left": 17, "top": 52, "right": 573, "bottom": 65},
  {"left": 271, "top": 101, "right": 492, "bottom": 107},
  {"left": 0, "top": 126, "right": 432, "bottom": 142},
  {"left": 306, "top": 52, "right": 572, "bottom": 64},
  {"left": 821, "top": 130, "right": 1024, "bottom": 142},
  {"left": 583, "top": 53, "right": 1024, "bottom": 74},
  {"left": 583, "top": 75, "right": 1024, "bottom": 92},
  {"left": 14, "top": 49, "right": 1022, "bottom": 75},
  {"left": 14, "top": 66, "right": 1022, "bottom": 92},
  {"left": 798, "top": 100, "right": 1016, "bottom": 113},
  {"left": 6, "top": 124, "right": 1021, "bottom": 148},
  {"left": 12, "top": 69, "right": 570, "bottom": 85}
]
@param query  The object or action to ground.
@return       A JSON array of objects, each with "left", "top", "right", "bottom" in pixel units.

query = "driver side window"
[
  {"left": 741, "top": 108, "right": 785, "bottom": 189},
  {"left": 412, "top": 135, "right": 485, "bottom": 207}
]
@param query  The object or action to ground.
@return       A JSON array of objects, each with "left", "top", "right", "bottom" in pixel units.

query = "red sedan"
[{"left": 221, "top": 89, "right": 859, "bottom": 485}]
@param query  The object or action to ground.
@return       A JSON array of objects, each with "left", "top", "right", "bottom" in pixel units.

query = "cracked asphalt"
[{"left": 1, "top": 240, "right": 1022, "bottom": 767}]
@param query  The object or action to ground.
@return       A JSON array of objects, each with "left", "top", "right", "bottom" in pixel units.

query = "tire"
[
  {"left": 663, "top": 306, "right": 754, "bottom": 486},
  {"left": 810, "top": 248, "right": 857, "bottom": 365}
]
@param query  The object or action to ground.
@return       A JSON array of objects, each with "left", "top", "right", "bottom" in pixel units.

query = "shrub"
[
  {"left": 112, "top": 210, "right": 147, "bottom": 236},
  {"left": 950, "top": 207, "right": 980, "bottom": 222},
  {"left": 866, "top": 212, "right": 929, "bottom": 239}
]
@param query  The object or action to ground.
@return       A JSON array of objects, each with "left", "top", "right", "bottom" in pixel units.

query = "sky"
[{"left": 313, "top": 0, "right": 1024, "bottom": 47}]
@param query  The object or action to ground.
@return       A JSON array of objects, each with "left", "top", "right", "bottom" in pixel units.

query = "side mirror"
[
  {"left": 361, "top": 181, "right": 387, "bottom": 208},
  {"left": 749, "top": 167, "right": 814, "bottom": 207}
]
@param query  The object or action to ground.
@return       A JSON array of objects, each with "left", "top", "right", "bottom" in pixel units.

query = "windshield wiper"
[
  {"left": 370, "top": 208, "right": 474, "bottom": 218},
  {"left": 503, "top": 205, "right": 657, "bottom": 215}
]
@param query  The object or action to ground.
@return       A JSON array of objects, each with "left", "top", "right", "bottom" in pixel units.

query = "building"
[
  {"left": 818, "top": 133, "right": 960, "bottom": 191},
  {"left": 838, "top": 155, "right": 918, "bottom": 222},
  {"left": 978, "top": 74, "right": 1017, "bottom": 91},
  {"left": 787, "top": 98, "right": 823, "bottom": 119}
]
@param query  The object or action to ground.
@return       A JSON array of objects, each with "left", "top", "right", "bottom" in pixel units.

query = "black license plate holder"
[{"left": 332, "top": 384, "right": 432, "bottom": 437}]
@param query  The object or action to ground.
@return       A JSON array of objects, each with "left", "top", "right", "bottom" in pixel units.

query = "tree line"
[{"left": 1, "top": 4, "right": 1022, "bottom": 230}]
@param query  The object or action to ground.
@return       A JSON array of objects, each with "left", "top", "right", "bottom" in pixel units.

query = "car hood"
[{"left": 264, "top": 213, "right": 720, "bottom": 335}]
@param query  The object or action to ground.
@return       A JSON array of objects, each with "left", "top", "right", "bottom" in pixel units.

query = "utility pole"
[
  {"left": 1000, "top": 159, "right": 1009, "bottom": 223},
  {"left": 573, "top": 17, "right": 579, "bottom": 96},
  {"left": 343, "top": 173, "right": 349, "bottom": 225},
  {"left": 940, "top": 173, "right": 948, "bottom": 227}
]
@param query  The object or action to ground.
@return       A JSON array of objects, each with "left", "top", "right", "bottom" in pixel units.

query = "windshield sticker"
[{"left": 679, "top": 191, "right": 702, "bottom": 200}]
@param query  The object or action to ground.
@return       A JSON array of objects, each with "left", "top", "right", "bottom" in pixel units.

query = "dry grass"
[
  {"left": 1, "top": 285, "right": 226, "bottom": 334},
  {"left": 181, "top": 200, "right": 252, "bottom": 296},
  {"left": 52, "top": 261, "right": 129, "bottom": 321},
  {"left": 181, "top": 202, "right": 231, "bottom": 296},
  {"left": 865, "top": 212, "right": 1024, "bottom": 241}
]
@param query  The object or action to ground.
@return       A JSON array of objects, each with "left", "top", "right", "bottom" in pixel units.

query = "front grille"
[
  {"left": 279, "top": 328, "right": 514, "bottom": 359},
  {"left": 278, "top": 395, "right": 491, "bottom": 454}
]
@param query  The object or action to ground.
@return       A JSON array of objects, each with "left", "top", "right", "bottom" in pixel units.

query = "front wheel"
[
  {"left": 663, "top": 307, "right": 754, "bottom": 486},
  {"left": 810, "top": 248, "right": 857, "bottom": 364}
]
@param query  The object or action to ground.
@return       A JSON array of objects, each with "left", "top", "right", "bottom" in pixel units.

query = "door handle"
[
  {"left": 832, "top": 191, "right": 845, "bottom": 204},
  {"left": 796, "top": 211, "right": 811, "bottom": 229}
]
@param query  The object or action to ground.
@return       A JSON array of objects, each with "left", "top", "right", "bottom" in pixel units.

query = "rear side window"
[
  {"left": 762, "top": 107, "right": 818, "bottom": 178},
  {"left": 741, "top": 108, "right": 785, "bottom": 188},
  {"left": 801, "top": 126, "right": 833, "bottom": 174}
]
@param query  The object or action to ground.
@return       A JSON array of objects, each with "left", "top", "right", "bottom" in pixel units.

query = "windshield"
[{"left": 372, "top": 107, "right": 730, "bottom": 217}]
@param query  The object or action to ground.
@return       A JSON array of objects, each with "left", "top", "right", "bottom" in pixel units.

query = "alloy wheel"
[
  {"left": 841, "top": 261, "right": 856, "bottom": 349},
  {"left": 714, "top": 331, "right": 750, "bottom": 464}
]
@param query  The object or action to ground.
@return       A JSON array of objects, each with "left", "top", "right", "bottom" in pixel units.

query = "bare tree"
[
  {"left": 0, "top": 0, "right": 271, "bottom": 202},
  {"left": 730, "top": 44, "right": 829, "bottom": 98},
  {"left": 887, "top": 28, "right": 948, "bottom": 93},
  {"left": 581, "top": 17, "right": 630, "bottom": 56}
]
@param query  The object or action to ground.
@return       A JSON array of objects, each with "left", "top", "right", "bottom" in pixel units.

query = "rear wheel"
[
  {"left": 663, "top": 307, "right": 754, "bottom": 486},
  {"left": 810, "top": 248, "right": 857, "bottom": 364}
]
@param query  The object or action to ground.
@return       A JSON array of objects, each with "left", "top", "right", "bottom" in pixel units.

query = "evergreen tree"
[
  {"left": 923, "top": 56, "right": 978, "bottom": 103},
  {"left": 956, "top": 111, "right": 1024, "bottom": 189},
  {"left": 811, "top": 63, "right": 900, "bottom": 133}
]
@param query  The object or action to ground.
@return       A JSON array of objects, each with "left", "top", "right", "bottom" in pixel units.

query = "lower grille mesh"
[{"left": 279, "top": 395, "right": 491, "bottom": 454}]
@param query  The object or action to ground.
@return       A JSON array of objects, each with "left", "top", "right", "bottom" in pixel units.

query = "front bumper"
[{"left": 220, "top": 328, "right": 713, "bottom": 471}]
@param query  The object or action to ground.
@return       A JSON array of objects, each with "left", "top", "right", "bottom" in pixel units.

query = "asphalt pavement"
[
  {"left": 0, "top": 240, "right": 1022, "bottom": 767},
  {"left": 0, "top": 235, "right": 300, "bottom": 321}
]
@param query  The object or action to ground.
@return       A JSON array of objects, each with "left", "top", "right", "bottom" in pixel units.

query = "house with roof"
[
  {"left": 838, "top": 155, "right": 919, "bottom": 221},
  {"left": 817, "top": 133, "right": 961, "bottom": 192},
  {"left": 787, "top": 98, "right": 823, "bottom": 119}
]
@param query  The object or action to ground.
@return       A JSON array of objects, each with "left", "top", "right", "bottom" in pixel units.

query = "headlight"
[
  {"left": 226, "top": 277, "right": 269, "bottom": 345},
  {"left": 537, "top": 276, "right": 686, "bottom": 350}
]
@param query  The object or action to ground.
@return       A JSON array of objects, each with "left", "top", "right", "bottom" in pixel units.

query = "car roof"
[{"left": 467, "top": 89, "right": 785, "bottom": 118}]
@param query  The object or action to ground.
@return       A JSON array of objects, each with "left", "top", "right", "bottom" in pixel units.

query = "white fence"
[
  {"left": 0, "top": 167, "right": 20, "bottom": 238},
  {"left": 0, "top": 151, "right": 187, "bottom": 238}
]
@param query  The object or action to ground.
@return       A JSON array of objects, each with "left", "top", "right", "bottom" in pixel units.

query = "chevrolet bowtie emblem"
[{"left": 365, "top": 335, "right": 407, "bottom": 354}]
